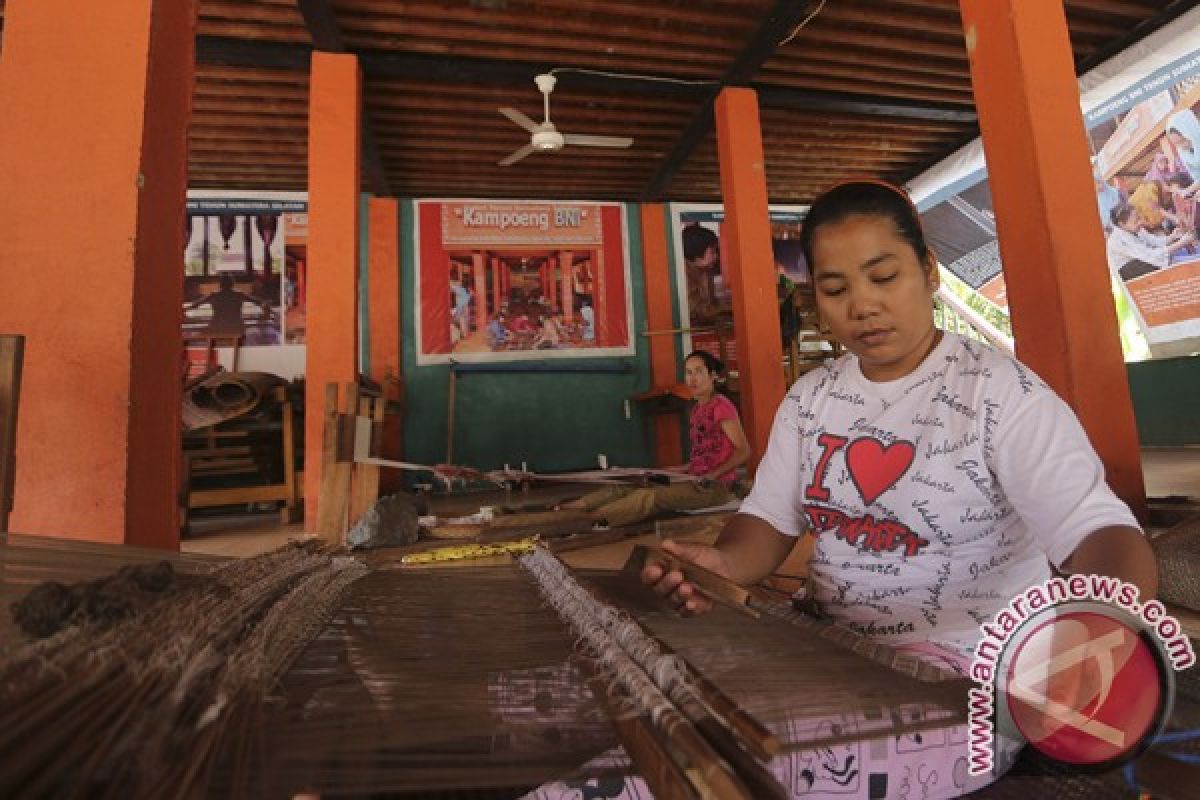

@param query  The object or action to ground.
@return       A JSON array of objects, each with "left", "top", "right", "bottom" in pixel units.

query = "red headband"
[{"left": 815, "top": 176, "right": 920, "bottom": 216}]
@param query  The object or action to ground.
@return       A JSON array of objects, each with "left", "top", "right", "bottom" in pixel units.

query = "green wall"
[
  {"left": 1128, "top": 355, "right": 1200, "bottom": 446},
  {"left": 397, "top": 200, "right": 675, "bottom": 472}
]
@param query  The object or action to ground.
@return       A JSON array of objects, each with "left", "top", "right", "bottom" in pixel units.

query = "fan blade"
[
  {"left": 498, "top": 107, "right": 539, "bottom": 133},
  {"left": 498, "top": 143, "right": 536, "bottom": 167},
  {"left": 562, "top": 133, "right": 634, "bottom": 148}
]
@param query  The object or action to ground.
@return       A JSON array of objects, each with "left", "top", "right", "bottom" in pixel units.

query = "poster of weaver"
[
  {"left": 669, "top": 204, "right": 810, "bottom": 372},
  {"left": 1089, "top": 47, "right": 1200, "bottom": 357},
  {"left": 415, "top": 200, "right": 634, "bottom": 364},
  {"left": 183, "top": 195, "right": 309, "bottom": 349}
]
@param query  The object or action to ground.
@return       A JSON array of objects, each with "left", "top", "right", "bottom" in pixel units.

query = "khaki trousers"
[{"left": 572, "top": 482, "right": 733, "bottom": 528}]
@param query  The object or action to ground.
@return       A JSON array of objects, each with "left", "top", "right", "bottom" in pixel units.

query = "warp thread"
[{"left": 517, "top": 547, "right": 703, "bottom": 729}]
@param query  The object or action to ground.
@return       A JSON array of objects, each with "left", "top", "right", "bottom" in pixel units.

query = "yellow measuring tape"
[{"left": 400, "top": 536, "right": 540, "bottom": 565}]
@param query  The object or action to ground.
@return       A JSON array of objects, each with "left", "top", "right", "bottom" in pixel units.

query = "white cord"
[
  {"left": 549, "top": 66, "right": 718, "bottom": 87},
  {"left": 779, "top": 0, "right": 829, "bottom": 47},
  {"left": 545, "top": 3, "right": 827, "bottom": 89}
]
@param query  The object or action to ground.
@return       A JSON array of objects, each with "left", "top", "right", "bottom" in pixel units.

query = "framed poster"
[
  {"left": 669, "top": 204, "right": 809, "bottom": 369},
  {"left": 1089, "top": 60, "right": 1200, "bottom": 356},
  {"left": 415, "top": 200, "right": 634, "bottom": 364},
  {"left": 183, "top": 194, "right": 308, "bottom": 348}
]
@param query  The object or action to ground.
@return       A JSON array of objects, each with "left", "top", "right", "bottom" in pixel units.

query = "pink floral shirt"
[{"left": 688, "top": 394, "right": 740, "bottom": 485}]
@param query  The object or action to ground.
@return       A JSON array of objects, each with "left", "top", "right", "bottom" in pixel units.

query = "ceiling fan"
[{"left": 497, "top": 74, "right": 634, "bottom": 166}]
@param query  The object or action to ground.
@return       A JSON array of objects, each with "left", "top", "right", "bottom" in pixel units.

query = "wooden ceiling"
[{"left": 0, "top": 0, "right": 1192, "bottom": 202}]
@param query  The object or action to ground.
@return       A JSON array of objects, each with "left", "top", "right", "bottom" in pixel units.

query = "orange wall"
[
  {"left": 0, "top": 0, "right": 193, "bottom": 546},
  {"left": 368, "top": 197, "right": 404, "bottom": 492},
  {"left": 368, "top": 198, "right": 401, "bottom": 384}
]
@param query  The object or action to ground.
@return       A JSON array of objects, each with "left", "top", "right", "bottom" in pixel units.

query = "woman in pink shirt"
[{"left": 561, "top": 350, "right": 751, "bottom": 527}]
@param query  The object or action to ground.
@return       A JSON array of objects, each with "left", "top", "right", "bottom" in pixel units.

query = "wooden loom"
[
  {"left": 315, "top": 379, "right": 728, "bottom": 549},
  {"left": 0, "top": 527, "right": 976, "bottom": 800}
]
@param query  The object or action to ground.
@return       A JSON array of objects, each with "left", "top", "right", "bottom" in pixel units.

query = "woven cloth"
[{"left": 1152, "top": 516, "right": 1200, "bottom": 612}]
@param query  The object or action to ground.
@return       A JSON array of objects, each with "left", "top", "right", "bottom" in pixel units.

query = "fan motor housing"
[{"left": 532, "top": 129, "right": 565, "bottom": 151}]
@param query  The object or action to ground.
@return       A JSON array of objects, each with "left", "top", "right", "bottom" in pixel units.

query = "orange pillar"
[
  {"left": 491, "top": 256, "right": 503, "bottom": 314},
  {"left": 595, "top": 249, "right": 609, "bottom": 345},
  {"left": 367, "top": 197, "right": 403, "bottom": 494},
  {"left": 640, "top": 204, "right": 684, "bottom": 466},
  {"left": 714, "top": 88, "right": 786, "bottom": 472},
  {"left": 471, "top": 252, "right": 488, "bottom": 334},
  {"left": 560, "top": 251, "right": 575, "bottom": 321},
  {"left": 0, "top": 0, "right": 193, "bottom": 548},
  {"left": 959, "top": 0, "right": 1145, "bottom": 514},
  {"left": 305, "top": 51, "right": 362, "bottom": 525}
]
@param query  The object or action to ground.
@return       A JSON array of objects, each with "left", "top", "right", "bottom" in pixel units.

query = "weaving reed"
[
  {"left": 239, "top": 565, "right": 619, "bottom": 797},
  {"left": 2, "top": 538, "right": 970, "bottom": 798},
  {"left": 233, "top": 556, "right": 968, "bottom": 797}
]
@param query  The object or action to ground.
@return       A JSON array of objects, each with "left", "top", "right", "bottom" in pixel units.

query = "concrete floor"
[
  {"left": 180, "top": 483, "right": 588, "bottom": 558},
  {"left": 1142, "top": 447, "right": 1200, "bottom": 500},
  {"left": 182, "top": 448, "right": 1200, "bottom": 559}
]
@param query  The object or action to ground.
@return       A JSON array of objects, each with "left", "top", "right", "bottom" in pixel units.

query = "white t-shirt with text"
[{"left": 740, "top": 333, "right": 1140, "bottom": 656}]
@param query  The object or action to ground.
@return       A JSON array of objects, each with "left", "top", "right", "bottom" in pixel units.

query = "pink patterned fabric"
[{"left": 688, "top": 393, "right": 739, "bottom": 484}]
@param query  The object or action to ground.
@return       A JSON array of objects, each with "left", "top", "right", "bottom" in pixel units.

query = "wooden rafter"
[
  {"left": 195, "top": 36, "right": 979, "bottom": 118},
  {"left": 177, "top": 0, "right": 1190, "bottom": 203},
  {"left": 641, "top": 0, "right": 826, "bottom": 200}
]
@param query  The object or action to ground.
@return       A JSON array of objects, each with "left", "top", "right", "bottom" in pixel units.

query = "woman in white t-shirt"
[{"left": 638, "top": 179, "right": 1159, "bottom": 797}]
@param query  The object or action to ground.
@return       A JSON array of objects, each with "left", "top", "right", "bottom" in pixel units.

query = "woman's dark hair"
[
  {"left": 685, "top": 349, "right": 724, "bottom": 376},
  {"left": 1165, "top": 172, "right": 1192, "bottom": 189},
  {"left": 800, "top": 181, "right": 932, "bottom": 269},
  {"left": 1111, "top": 202, "right": 1136, "bottom": 228},
  {"left": 682, "top": 223, "right": 719, "bottom": 262}
]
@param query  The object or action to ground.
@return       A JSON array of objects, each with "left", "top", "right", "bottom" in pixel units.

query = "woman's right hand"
[{"left": 639, "top": 538, "right": 735, "bottom": 616}]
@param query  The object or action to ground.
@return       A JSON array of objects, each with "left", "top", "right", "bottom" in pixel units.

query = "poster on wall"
[
  {"left": 918, "top": 181, "right": 1008, "bottom": 312},
  {"left": 910, "top": 10, "right": 1200, "bottom": 360},
  {"left": 414, "top": 200, "right": 635, "bottom": 364},
  {"left": 183, "top": 195, "right": 308, "bottom": 349},
  {"left": 1089, "top": 53, "right": 1200, "bottom": 356},
  {"left": 669, "top": 205, "right": 809, "bottom": 370}
]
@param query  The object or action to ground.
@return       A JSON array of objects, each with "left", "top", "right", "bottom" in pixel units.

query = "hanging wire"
[
  {"left": 548, "top": 66, "right": 718, "bottom": 87},
  {"left": 546, "top": 1, "right": 830, "bottom": 88},
  {"left": 779, "top": 0, "right": 829, "bottom": 47}
]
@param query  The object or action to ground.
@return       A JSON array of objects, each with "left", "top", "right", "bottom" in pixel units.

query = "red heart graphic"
[{"left": 845, "top": 437, "right": 915, "bottom": 506}]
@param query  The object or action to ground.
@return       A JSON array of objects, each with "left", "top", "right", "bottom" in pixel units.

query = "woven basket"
[{"left": 1152, "top": 516, "right": 1200, "bottom": 613}]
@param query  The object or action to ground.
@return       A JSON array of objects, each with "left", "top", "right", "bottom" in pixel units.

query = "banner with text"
[{"left": 415, "top": 200, "right": 634, "bottom": 364}]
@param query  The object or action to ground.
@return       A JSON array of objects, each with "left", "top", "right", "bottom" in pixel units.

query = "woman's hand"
[
  {"left": 639, "top": 538, "right": 735, "bottom": 615},
  {"left": 639, "top": 515, "right": 796, "bottom": 616}
]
